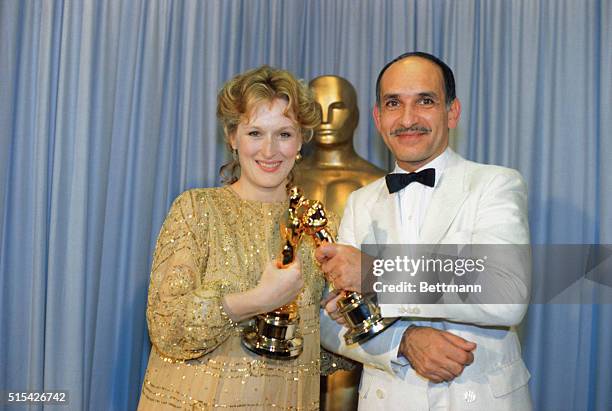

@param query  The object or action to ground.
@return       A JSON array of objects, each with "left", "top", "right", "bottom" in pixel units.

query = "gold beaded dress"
[{"left": 138, "top": 186, "right": 326, "bottom": 410}]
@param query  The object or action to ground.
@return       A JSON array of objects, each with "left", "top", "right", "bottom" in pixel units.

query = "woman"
[{"left": 138, "top": 66, "right": 326, "bottom": 410}]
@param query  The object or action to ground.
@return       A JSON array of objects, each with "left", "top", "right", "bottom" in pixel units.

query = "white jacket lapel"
[
  {"left": 368, "top": 184, "right": 404, "bottom": 245},
  {"left": 420, "top": 151, "right": 469, "bottom": 244}
]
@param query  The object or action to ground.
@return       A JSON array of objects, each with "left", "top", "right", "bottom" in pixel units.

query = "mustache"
[{"left": 390, "top": 125, "right": 431, "bottom": 136}]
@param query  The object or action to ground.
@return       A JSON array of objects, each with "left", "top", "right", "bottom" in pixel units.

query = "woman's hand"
[
  {"left": 222, "top": 258, "right": 304, "bottom": 322},
  {"left": 254, "top": 258, "right": 304, "bottom": 312}
]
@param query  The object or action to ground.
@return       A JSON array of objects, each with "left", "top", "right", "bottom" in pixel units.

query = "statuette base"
[
  {"left": 242, "top": 314, "right": 304, "bottom": 359},
  {"left": 338, "top": 292, "right": 398, "bottom": 345}
]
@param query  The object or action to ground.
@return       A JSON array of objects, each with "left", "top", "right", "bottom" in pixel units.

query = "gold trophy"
[
  {"left": 301, "top": 200, "right": 397, "bottom": 345},
  {"left": 242, "top": 186, "right": 395, "bottom": 359},
  {"left": 241, "top": 187, "right": 307, "bottom": 359}
]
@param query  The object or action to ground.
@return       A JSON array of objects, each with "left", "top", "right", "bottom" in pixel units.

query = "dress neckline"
[{"left": 222, "top": 185, "right": 287, "bottom": 209}]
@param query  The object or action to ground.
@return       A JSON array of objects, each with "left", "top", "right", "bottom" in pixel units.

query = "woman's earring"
[{"left": 295, "top": 152, "right": 302, "bottom": 162}]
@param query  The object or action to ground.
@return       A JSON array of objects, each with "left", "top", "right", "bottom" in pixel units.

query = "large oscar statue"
[
  {"left": 296, "top": 75, "right": 386, "bottom": 411},
  {"left": 297, "top": 76, "right": 386, "bottom": 217}
]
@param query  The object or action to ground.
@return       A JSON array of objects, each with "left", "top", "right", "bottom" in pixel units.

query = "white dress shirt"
[{"left": 394, "top": 148, "right": 449, "bottom": 243}]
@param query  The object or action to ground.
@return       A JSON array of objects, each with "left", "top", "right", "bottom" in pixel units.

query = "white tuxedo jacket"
[{"left": 321, "top": 150, "right": 532, "bottom": 411}]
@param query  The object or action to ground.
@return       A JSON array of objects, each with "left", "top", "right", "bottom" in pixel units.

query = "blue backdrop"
[{"left": 1, "top": 1, "right": 610, "bottom": 410}]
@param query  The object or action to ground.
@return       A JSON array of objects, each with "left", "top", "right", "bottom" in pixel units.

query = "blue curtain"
[{"left": 1, "top": 1, "right": 610, "bottom": 410}]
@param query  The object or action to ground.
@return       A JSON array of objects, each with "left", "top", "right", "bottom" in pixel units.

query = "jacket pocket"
[{"left": 488, "top": 358, "right": 531, "bottom": 397}]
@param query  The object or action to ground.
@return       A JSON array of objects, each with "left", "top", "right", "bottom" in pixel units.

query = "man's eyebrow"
[
  {"left": 417, "top": 91, "right": 439, "bottom": 99},
  {"left": 382, "top": 93, "right": 400, "bottom": 101},
  {"left": 382, "top": 91, "right": 440, "bottom": 100}
]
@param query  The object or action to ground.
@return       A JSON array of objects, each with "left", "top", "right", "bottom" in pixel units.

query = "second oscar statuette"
[
  {"left": 301, "top": 199, "right": 397, "bottom": 345},
  {"left": 241, "top": 188, "right": 306, "bottom": 359}
]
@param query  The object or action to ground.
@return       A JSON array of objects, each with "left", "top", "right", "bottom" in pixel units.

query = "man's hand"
[
  {"left": 315, "top": 243, "right": 367, "bottom": 292},
  {"left": 320, "top": 289, "right": 347, "bottom": 325},
  {"left": 398, "top": 326, "right": 476, "bottom": 383}
]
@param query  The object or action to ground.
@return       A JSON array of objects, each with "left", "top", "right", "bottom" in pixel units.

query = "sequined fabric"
[{"left": 138, "top": 187, "right": 326, "bottom": 410}]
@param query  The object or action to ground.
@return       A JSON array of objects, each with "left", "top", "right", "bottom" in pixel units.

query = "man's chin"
[
  {"left": 391, "top": 144, "right": 447, "bottom": 166},
  {"left": 393, "top": 152, "right": 438, "bottom": 170},
  {"left": 394, "top": 151, "right": 433, "bottom": 164}
]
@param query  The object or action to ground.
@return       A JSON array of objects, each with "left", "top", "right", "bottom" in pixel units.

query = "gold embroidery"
[{"left": 138, "top": 187, "right": 328, "bottom": 410}]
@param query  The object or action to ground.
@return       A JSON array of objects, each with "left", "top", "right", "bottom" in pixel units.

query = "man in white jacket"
[{"left": 317, "top": 52, "right": 532, "bottom": 411}]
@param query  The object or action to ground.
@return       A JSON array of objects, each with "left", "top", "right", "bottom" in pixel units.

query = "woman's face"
[{"left": 230, "top": 98, "right": 302, "bottom": 201}]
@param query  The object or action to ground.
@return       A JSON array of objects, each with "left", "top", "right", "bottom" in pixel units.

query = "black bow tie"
[{"left": 385, "top": 168, "right": 436, "bottom": 193}]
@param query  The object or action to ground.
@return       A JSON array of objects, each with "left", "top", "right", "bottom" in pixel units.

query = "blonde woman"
[{"left": 138, "top": 66, "right": 328, "bottom": 410}]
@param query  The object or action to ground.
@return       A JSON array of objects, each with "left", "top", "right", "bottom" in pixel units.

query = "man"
[{"left": 317, "top": 52, "right": 532, "bottom": 410}]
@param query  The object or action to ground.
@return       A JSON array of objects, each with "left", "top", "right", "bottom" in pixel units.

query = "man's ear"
[
  {"left": 372, "top": 104, "right": 383, "bottom": 134},
  {"left": 447, "top": 99, "right": 461, "bottom": 129}
]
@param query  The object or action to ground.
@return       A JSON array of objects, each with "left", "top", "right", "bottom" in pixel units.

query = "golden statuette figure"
[
  {"left": 296, "top": 75, "right": 386, "bottom": 217},
  {"left": 241, "top": 187, "right": 307, "bottom": 359}
]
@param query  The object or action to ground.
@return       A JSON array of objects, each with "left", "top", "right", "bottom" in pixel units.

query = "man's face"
[
  {"left": 310, "top": 76, "right": 358, "bottom": 145},
  {"left": 373, "top": 57, "right": 461, "bottom": 172}
]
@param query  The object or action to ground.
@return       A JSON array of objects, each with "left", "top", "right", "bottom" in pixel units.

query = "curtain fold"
[{"left": 1, "top": 1, "right": 610, "bottom": 410}]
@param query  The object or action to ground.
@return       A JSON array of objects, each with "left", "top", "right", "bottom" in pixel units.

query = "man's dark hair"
[{"left": 375, "top": 51, "right": 456, "bottom": 108}]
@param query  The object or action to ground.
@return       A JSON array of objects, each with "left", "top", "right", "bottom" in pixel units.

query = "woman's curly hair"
[{"left": 217, "top": 65, "right": 321, "bottom": 187}]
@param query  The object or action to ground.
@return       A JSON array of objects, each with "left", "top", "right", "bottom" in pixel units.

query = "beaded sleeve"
[{"left": 146, "top": 190, "right": 236, "bottom": 360}]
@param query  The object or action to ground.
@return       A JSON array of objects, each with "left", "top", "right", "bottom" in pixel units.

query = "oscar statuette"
[
  {"left": 241, "top": 187, "right": 307, "bottom": 359},
  {"left": 301, "top": 200, "right": 397, "bottom": 345}
]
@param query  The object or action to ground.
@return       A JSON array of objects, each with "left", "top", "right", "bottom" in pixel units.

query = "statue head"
[{"left": 309, "top": 75, "right": 359, "bottom": 146}]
